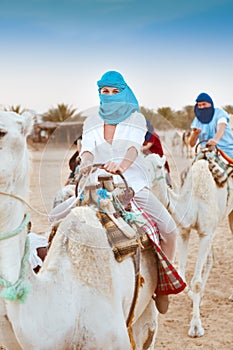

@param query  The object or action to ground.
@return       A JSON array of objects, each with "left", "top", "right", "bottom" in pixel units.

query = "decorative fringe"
[
  {"left": 97, "top": 188, "right": 111, "bottom": 200},
  {"left": 122, "top": 211, "right": 139, "bottom": 224},
  {"left": 1, "top": 283, "right": 31, "bottom": 303},
  {"left": 97, "top": 188, "right": 111, "bottom": 212}
]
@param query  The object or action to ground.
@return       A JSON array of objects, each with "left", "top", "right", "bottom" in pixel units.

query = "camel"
[
  {"left": 145, "top": 152, "right": 233, "bottom": 337},
  {"left": 0, "top": 110, "right": 158, "bottom": 350},
  {"left": 171, "top": 130, "right": 181, "bottom": 148},
  {"left": 181, "top": 130, "right": 193, "bottom": 159}
]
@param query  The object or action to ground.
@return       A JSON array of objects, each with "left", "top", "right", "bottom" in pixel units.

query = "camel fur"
[
  {"left": 145, "top": 153, "right": 233, "bottom": 338},
  {"left": 0, "top": 111, "right": 158, "bottom": 350}
]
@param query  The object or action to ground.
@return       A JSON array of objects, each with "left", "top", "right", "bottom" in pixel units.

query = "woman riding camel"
[{"left": 79, "top": 70, "right": 179, "bottom": 314}]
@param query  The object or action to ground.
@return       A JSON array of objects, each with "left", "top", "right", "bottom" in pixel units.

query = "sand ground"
[{"left": 27, "top": 132, "right": 233, "bottom": 350}]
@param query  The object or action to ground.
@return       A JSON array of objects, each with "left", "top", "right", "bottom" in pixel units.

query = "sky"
[{"left": 1, "top": 0, "right": 233, "bottom": 115}]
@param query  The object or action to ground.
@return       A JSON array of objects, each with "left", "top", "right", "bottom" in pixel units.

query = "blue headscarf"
[
  {"left": 97, "top": 71, "right": 140, "bottom": 124},
  {"left": 194, "top": 92, "right": 215, "bottom": 124}
]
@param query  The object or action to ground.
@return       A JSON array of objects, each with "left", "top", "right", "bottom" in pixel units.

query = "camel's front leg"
[
  {"left": 177, "top": 227, "right": 191, "bottom": 282},
  {"left": 228, "top": 210, "right": 233, "bottom": 235},
  {"left": 0, "top": 302, "right": 23, "bottom": 350},
  {"left": 188, "top": 146, "right": 193, "bottom": 159},
  {"left": 201, "top": 248, "right": 214, "bottom": 300},
  {"left": 188, "top": 233, "right": 213, "bottom": 337},
  {"left": 132, "top": 300, "right": 158, "bottom": 350},
  {"left": 228, "top": 211, "right": 233, "bottom": 301}
]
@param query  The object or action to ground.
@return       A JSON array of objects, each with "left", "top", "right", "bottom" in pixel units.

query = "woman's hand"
[
  {"left": 79, "top": 151, "right": 94, "bottom": 175},
  {"left": 103, "top": 161, "right": 124, "bottom": 174},
  {"left": 79, "top": 161, "right": 92, "bottom": 175}
]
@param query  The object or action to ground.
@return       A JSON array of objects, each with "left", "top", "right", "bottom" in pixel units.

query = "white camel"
[
  {"left": 145, "top": 153, "right": 233, "bottom": 337},
  {"left": 0, "top": 110, "right": 158, "bottom": 350},
  {"left": 171, "top": 130, "right": 182, "bottom": 148}
]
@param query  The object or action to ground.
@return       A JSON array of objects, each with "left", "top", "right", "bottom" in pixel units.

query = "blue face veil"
[
  {"left": 97, "top": 71, "right": 140, "bottom": 124},
  {"left": 194, "top": 92, "right": 215, "bottom": 124}
]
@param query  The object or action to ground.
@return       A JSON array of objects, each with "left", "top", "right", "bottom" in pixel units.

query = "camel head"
[
  {"left": 0, "top": 110, "right": 33, "bottom": 193},
  {"left": 144, "top": 153, "right": 167, "bottom": 186},
  {"left": 144, "top": 153, "right": 171, "bottom": 207}
]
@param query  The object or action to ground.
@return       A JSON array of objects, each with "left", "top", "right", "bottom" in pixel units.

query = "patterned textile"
[
  {"left": 97, "top": 211, "right": 153, "bottom": 263},
  {"left": 132, "top": 201, "right": 186, "bottom": 296},
  {"left": 194, "top": 147, "right": 233, "bottom": 187}
]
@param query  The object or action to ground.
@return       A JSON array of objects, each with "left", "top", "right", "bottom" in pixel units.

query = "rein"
[
  {"left": 0, "top": 195, "right": 32, "bottom": 303},
  {"left": 0, "top": 178, "right": 86, "bottom": 219},
  {"left": 0, "top": 213, "right": 30, "bottom": 240},
  {"left": 0, "top": 191, "right": 49, "bottom": 217},
  {"left": 0, "top": 236, "right": 31, "bottom": 303}
]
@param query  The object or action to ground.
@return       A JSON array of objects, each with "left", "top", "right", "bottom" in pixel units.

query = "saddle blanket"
[{"left": 132, "top": 201, "right": 186, "bottom": 296}]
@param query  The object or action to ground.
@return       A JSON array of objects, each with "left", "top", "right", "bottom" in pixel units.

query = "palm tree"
[
  {"left": 42, "top": 103, "right": 79, "bottom": 122},
  {"left": 8, "top": 105, "right": 25, "bottom": 114},
  {"left": 223, "top": 105, "right": 233, "bottom": 114}
]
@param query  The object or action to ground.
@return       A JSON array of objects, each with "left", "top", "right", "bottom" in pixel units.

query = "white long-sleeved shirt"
[{"left": 80, "top": 111, "right": 150, "bottom": 193}]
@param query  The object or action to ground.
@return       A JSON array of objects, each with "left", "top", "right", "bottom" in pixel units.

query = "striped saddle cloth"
[{"left": 98, "top": 201, "right": 186, "bottom": 296}]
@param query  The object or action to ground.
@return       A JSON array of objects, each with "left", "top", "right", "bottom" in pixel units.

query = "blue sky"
[{"left": 1, "top": 0, "right": 233, "bottom": 114}]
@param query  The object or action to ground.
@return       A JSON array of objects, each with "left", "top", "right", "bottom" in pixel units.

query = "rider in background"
[
  {"left": 142, "top": 119, "right": 172, "bottom": 187},
  {"left": 189, "top": 92, "right": 233, "bottom": 158}
]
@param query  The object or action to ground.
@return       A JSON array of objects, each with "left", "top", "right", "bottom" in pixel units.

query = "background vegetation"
[{"left": 4, "top": 102, "right": 233, "bottom": 132}]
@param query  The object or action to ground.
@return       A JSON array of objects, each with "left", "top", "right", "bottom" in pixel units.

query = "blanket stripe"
[{"left": 132, "top": 201, "right": 186, "bottom": 296}]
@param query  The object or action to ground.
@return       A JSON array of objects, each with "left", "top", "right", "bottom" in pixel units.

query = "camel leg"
[
  {"left": 132, "top": 300, "right": 158, "bottom": 350},
  {"left": 200, "top": 247, "right": 214, "bottom": 301},
  {"left": 228, "top": 211, "right": 233, "bottom": 301},
  {"left": 0, "top": 303, "right": 22, "bottom": 350},
  {"left": 181, "top": 144, "right": 185, "bottom": 158},
  {"left": 186, "top": 145, "right": 189, "bottom": 159},
  {"left": 177, "top": 228, "right": 191, "bottom": 282},
  {"left": 189, "top": 146, "right": 193, "bottom": 159},
  {"left": 73, "top": 295, "right": 132, "bottom": 350},
  {"left": 228, "top": 210, "right": 233, "bottom": 235},
  {"left": 188, "top": 233, "right": 213, "bottom": 337}
]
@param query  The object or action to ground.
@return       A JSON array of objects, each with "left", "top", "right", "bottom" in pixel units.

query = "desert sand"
[{"left": 27, "top": 132, "right": 233, "bottom": 350}]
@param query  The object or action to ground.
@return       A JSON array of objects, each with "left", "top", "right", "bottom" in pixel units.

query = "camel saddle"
[
  {"left": 194, "top": 146, "right": 233, "bottom": 187},
  {"left": 97, "top": 210, "right": 153, "bottom": 263}
]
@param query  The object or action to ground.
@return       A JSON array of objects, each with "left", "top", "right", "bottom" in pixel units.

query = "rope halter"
[{"left": 0, "top": 200, "right": 31, "bottom": 303}]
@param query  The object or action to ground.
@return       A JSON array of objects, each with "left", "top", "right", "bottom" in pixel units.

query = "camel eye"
[{"left": 0, "top": 130, "right": 7, "bottom": 138}]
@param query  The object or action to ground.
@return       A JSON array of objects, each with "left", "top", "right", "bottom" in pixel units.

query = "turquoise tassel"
[{"left": 1, "top": 283, "right": 31, "bottom": 303}]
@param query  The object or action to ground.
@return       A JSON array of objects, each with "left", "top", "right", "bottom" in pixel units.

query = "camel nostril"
[{"left": 0, "top": 130, "right": 7, "bottom": 138}]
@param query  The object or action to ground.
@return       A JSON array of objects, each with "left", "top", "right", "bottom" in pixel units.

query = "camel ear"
[
  {"left": 21, "top": 110, "right": 35, "bottom": 136},
  {"left": 161, "top": 155, "right": 166, "bottom": 166},
  {"left": 154, "top": 153, "right": 166, "bottom": 167}
]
